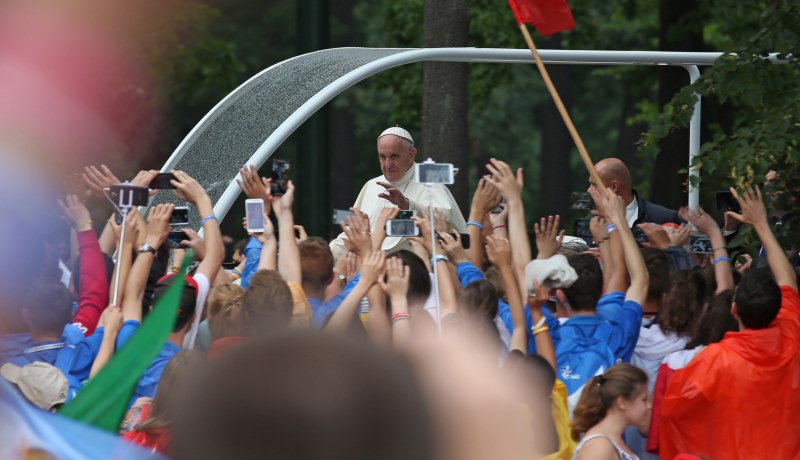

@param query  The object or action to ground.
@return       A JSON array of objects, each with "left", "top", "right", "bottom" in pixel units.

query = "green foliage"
[{"left": 641, "top": 0, "right": 800, "bottom": 248}]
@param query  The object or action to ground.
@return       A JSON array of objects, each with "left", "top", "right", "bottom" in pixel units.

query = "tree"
[{"left": 640, "top": 0, "right": 800, "bottom": 250}]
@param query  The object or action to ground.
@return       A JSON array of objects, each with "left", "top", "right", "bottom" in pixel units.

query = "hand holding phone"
[
  {"left": 150, "top": 173, "right": 176, "bottom": 190},
  {"left": 270, "top": 160, "right": 290, "bottom": 196},
  {"left": 385, "top": 219, "right": 419, "bottom": 237}
]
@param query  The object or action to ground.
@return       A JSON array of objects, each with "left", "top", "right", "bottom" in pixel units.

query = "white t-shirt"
[{"left": 182, "top": 273, "right": 211, "bottom": 349}]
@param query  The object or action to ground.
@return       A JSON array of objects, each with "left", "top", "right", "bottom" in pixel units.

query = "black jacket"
[{"left": 631, "top": 189, "right": 681, "bottom": 226}]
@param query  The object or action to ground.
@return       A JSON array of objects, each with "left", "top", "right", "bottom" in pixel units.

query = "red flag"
[{"left": 508, "top": 0, "right": 575, "bottom": 36}]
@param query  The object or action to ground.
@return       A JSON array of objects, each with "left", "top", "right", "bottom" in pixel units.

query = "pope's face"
[{"left": 378, "top": 135, "right": 416, "bottom": 182}]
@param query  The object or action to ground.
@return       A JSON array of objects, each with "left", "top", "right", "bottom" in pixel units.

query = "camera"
[
  {"left": 271, "top": 159, "right": 290, "bottom": 196},
  {"left": 108, "top": 183, "right": 149, "bottom": 224},
  {"left": 396, "top": 209, "right": 416, "bottom": 219},
  {"left": 385, "top": 219, "right": 419, "bottom": 237},
  {"left": 416, "top": 160, "right": 455, "bottom": 185}
]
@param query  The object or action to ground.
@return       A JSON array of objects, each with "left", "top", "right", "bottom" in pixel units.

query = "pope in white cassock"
[{"left": 329, "top": 127, "right": 467, "bottom": 261}]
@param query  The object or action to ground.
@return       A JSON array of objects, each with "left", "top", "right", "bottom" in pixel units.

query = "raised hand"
[
  {"left": 484, "top": 158, "right": 522, "bottom": 203},
  {"left": 58, "top": 194, "right": 93, "bottom": 232},
  {"left": 130, "top": 170, "right": 160, "bottom": 196},
  {"left": 439, "top": 231, "right": 467, "bottom": 264},
  {"left": 253, "top": 212, "right": 276, "bottom": 244},
  {"left": 179, "top": 228, "right": 207, "bottom": 260},
  {"left": 379, "top": 256, "right": 410, "bottom": 299},
  {"left": 534, "top": 215, "right": 564, "bottom": 259},
  {"left": 83, "top": 165, "right": 121, "bottom": 198},
  {"left": 334, "top": 251, "right": 358, "bottom": 284},
  {"left": 272, "top": 180, "right": 295, "bottom": 214},
  {"left": 171, "top": 170, "right": 210, "bottom": 206},
  {"left": 589, "top": 186, "right": 626, "bottom": 226},
  {"left": 727, "top": 187, "right": 768, "bottom": 227},
  {"left": 110, "top": 208, "right": 140, "bottom": 246},
  {"left": 144, "top": 204, "right": 174, "bottom": 248},
  {"left": 294, "top": 225, "right": 308, "bottom": 243},
  {"left": 376, "top": 181, "right": 410, "bottom": 209},
  {"left": 678, "top": 206, "right": 721, "bottom": 237},
  {"left": 411, "top": 215, "right": 434, "bottom": 255},
  {"left": 488, "top": 202, "right": 509, "bottom": 230},
  {"left": 341, "top": 209, "right": 372, "bottom": 257},
  {"left": 372, "top": 207, "right": 399, "bottom": 250},
  {"left": 485, "top": 234, "right": 513, "bottom": 268},
  {"left": 470, "top": 178, "right": 500, "bottom": 217},
  {"left": 669, "top": 224, "right": 691, "bottom": 247},
  {"left": 589, "top": 216, "right": 608, "bottom": 244},
  {"left": 237, "top": 164, "right": 272, "bottom": 209},
  {"left": 359, "top": 251, "right": 386, "bottom": 288},
  {"left": 637, "top": 223, "right": 671, "bottom": 250}
]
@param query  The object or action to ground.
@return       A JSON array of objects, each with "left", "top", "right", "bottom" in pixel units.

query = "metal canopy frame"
[{"left": 168, "top": 48, "right": 724, "bottom": 223}]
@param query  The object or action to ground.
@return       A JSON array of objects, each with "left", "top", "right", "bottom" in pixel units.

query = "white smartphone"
[
  {"left": 245, "top": 199, "right": 265, "bottom": 233},
  {"left": 385, "top": 219, "right": 419, "bottom": 237},
  {"left": 416, "top": 162, "right": 454, "bottom": 184}
]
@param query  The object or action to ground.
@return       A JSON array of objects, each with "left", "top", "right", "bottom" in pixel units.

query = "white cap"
[
  {"left": 1, "top": 362, "right": 69, "bottom": 410},
  {"left": 378, "top": 127, "right": 414, "bottom": 145},
  {"left": 524, "top": 254, "right": 579, "bottom": 294}
]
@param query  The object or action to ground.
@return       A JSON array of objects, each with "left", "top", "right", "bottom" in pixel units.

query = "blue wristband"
[
  {"left": 432, "top": 255, "right": 448, "bottom": 265},
  {"left": 201, "top": 215, "right": 218, "bottom": 226},
  {"left": 606, "top": 224, "right": 617, "bottom": 233},
  {"left": 466, "top": 221, "right": 484, "bottom": 230},
  {"left": 712, "top": 256, "right": 731, "bottom": 265}
]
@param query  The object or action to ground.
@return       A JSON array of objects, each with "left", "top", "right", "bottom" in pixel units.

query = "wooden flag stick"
[{"left": 518, "top": 23, "right": 606, "bottom": 189}]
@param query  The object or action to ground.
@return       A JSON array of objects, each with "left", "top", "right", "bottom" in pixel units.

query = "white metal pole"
[
  {"left": 685, "top": 65, "right": 702, "bottom": 211},
  {"left": 426, "top": 184, "right": 442, "bottom": 338}
]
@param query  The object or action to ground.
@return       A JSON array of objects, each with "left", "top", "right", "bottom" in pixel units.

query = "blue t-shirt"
[
  {"left": 543, "top": 291, "right": 642, "bottom": 363},
  {"left": 0, "top": 332, "right": 32, "bottom": 365},
  {"left": 455, "top": 262, "right": 537, "bottom": 354},
  {"left": 116, "top": 320, "right": 181, "bottom": 406},
  {"left": 308, "top": 278, "right": 358, "bottom": 328}
]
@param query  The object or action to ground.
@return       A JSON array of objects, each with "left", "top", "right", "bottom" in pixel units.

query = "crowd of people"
[{"left": 1, "top": 126, "right": 798, "bottom": 460}]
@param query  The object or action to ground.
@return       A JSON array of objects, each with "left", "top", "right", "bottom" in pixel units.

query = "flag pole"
[{"left": 518, "top": 23, "right": 605, "bottom": 189}]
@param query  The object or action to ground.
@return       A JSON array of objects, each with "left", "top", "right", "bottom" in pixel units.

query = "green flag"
[{"left": 59, "top": 253, "right": 193, "bottom": 432}]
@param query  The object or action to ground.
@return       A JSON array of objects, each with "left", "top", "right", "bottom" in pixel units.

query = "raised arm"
[
  {"left": 486, "top": 236, "right": 526, "bottom": 351},
  {"left": 256, "top": 213, "right": 277, "bottom": 272},
  {"left": 729, "top": 187, "right": 797, "bottom": 290},
  {"left": 121, "top": 204, "right": 173, "bottom": 323},
  {"left": 107, "top": 210, "right": 139, "bottom": 308},
  {"left": 89, "top": 306, "right": 122, "bottom": 378},
  {"left": 326, "top": 251, "right": 384, "bottom": 334},
  {"left": 591, "top": 187, "right": 649, "bottom": 304},
  {"left": 272, "top": 180, "right": 301, "bottom": 284},
  {"left": 379, "top": 256, "right": 412, "bottom": 347},
  {"left": 466, "top": 179, "right": 500, "bottom": 267},
  {"left": 172, "top": 171, "right": 224, "bottom": 282},
  {"left": 58, "top": 194, "right": 109, "bottom": 335},
  {"left": 679, "top": 206, "right": 735, "bottom": 293},
  {"left": 590, "top": 216, "right": 627, "bottom": 294}
]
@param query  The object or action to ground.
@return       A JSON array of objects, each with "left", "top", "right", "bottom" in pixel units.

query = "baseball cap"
[
  {"left": 378, "top": 127, "right": 414, "bottom": 145},
  {"left": 1, "top": 362, "right": 69, "bottom": 410}
]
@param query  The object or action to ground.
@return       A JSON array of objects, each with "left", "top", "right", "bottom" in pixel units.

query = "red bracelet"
[
  {"left": 391, "top": 312, "right": 410, "bottom": 323},
  {"left": 492, "top": 224, "right": 507, "bottom": 230}
]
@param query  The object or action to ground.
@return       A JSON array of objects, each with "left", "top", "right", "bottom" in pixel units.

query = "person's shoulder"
[
  {"left": 642, "top": 199, "right": 680, "bottom": 224},
  {"left": 576, "top": 434, "right": 618, "bottom": 459}
]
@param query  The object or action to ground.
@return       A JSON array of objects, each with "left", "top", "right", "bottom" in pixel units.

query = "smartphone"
[
  {"left": 270, "top": 159, "right": 290, "bottom": 196},
  {"left": 169, "top": 206, "right": 189, "bottom": 227},
  {"left": 332, "top": 209, "right": 356, "bottom": 225},
  {"left": 490, "top": 197, "right": 505, "bottom": 214},
  {"left": 386, "top": 219, "right": 419, "bottom": 237},
  {"left": 396, "top": 209, "right": 416, "bottom": 219},
  {"left": 108, "top": 184, "right": 149, "bottom": 208},
  {"left": 435, "top": 231, "right": 471, "bottom": 249},
  {"left": 149, "top": 173, "right": 175, "bottom": 190},
  {"left": 688, "top": 234, "right": 713, "bottom": 254},
  {"left": 574, "top": 218, "right": 592, "bottom": 239},
  {"left": 166, "top": 230, "right": 185, "bottom": 249},
  {"left": 716, "top": 191, "right": 741, "bottom": 213},
  {"left": 245, "top": 199, "right": 265, "bottom": 233},
  {"left": 415, "top": 162, "right": 454, "bottom": 184}
]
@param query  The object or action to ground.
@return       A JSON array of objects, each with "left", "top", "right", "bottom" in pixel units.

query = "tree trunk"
[
  {"left": 652, "top": 0, "right": 704, "bottom": 208},
  {"left": 422, "top": 0, "right": 470, "bottom": 212},
  {"left": 539, "top": 36, "right": 573, "bottom": 217}
]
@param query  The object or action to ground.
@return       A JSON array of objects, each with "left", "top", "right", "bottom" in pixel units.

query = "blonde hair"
[{"left": 206, "top": 284, "right": 246, "bottom": 340}]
